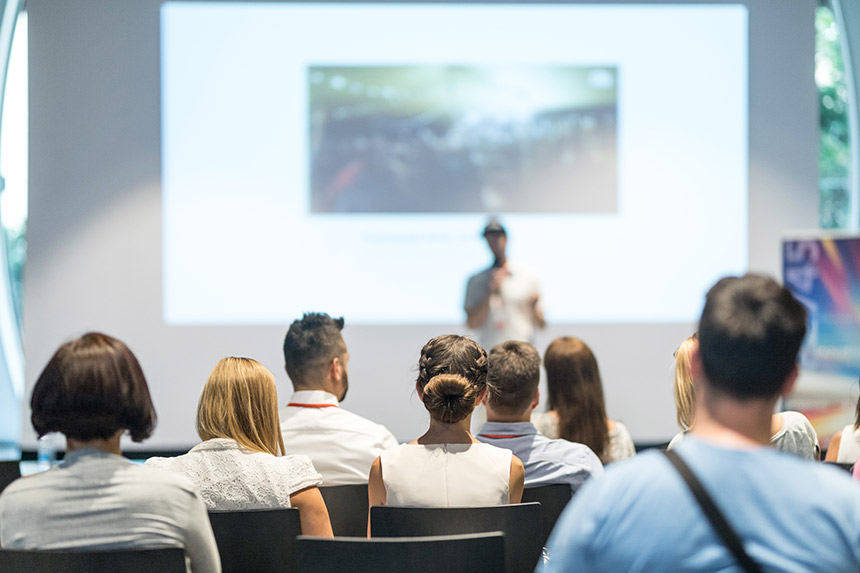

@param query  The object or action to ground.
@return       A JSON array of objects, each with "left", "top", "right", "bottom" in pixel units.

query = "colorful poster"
[{"left": 783, "top": 236, "right": 860, "bottom": 447}]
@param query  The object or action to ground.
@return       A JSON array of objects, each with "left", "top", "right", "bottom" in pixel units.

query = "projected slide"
[
  {"left": 309, "top": 65, "right": 618, "bottom": 214},
  {"left": 161, "top": 3, "right": 748, "bottom": 325}
]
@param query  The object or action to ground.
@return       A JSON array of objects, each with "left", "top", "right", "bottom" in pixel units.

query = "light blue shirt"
[
  {"left": 476, "top": 421, "right": 603, "bottom": 494},
  {"left": 543, "top": 436, "right": 860, "bottom": 572}
]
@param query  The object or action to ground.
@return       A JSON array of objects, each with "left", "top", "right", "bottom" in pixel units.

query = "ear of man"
[{"left": 779, "top": 364, "right": 799, "bottom": 398}]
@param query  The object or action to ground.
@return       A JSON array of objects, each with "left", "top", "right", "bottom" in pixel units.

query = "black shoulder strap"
[{"left": 663, "top": 449, "right": 764, "bottom": 573}]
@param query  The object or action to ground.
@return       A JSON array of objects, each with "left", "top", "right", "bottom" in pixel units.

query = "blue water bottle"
[{"left": 37, "top": 433, "right": 56, "bottom": 471}]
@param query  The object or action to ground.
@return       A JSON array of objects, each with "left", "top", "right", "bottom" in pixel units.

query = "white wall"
[{"left": 24, "top": 0, "right": 817, "bottom": 450}]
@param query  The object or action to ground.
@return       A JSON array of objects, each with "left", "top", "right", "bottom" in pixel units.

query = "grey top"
[
  {"left": 0, "top": 448, "right": 220, "bottom": 573},
  {"left": 668, "top": 411, "right": 820, "bottom": 461}
]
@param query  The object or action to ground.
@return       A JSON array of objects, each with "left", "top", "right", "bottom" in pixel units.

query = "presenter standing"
[{"left": 464, "top": 219, "right": 545, "bottom": 350}]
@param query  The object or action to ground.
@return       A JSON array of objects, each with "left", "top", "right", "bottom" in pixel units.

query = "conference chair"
[
  {"left": 521, "top": 483, "right": 573, "bottom": 545},
  {"left": 370, "top": 503, "right": 542, "bottom": 573},
  {"left": 295, "top": 532, "right": 506, "bottom": 573},
  {"left": 823, "top": 461, "right": 854, "bottom": 473},
  {"left": 0, "top": 547, "right": 185, "bottom": 573},
  {"left": 318, "top": 484, "right": 368, "bottom": 537},
  {"left": 208, "top": 508, "right": 301, "bottom": 573},
  {"left": 0, "top": 460, "right": 21, "bottom": 494}
]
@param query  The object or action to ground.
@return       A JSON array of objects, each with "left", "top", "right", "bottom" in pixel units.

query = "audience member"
[
  {"left": 368, "top": 335, "right": 524, "bottom": 510},
  {"left": 280, "top": 312, "right": 398, "bottom": 485},
  {"left": 146, "top": 357, "right": 332, "bottom": 536},
  {"left": 0, "top": 333, "right": 220, "bottom": 573},
  {"left": 544, "top": 274, "right": 860, "bottom": 572},
  {"left": 825, "top": 381, "right": 860, "bottom": 464},
  {"left": 532, "top": 336, "right": 635, "bottom": 463},
  {"left": 668, "top": 333, "right": 820, "bottom": 460},
  {"left": 476, "top": 340, "right": 602, "bottom": 493}
]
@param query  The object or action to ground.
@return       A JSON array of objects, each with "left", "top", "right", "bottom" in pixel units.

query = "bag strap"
[{"left": 663, "top": 449, "right": 763, "bottom": 573}]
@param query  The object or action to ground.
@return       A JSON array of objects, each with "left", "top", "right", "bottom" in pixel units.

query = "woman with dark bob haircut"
[
  {"left": 0, "top": 333, "right": 220, "bottom": 572},
  {"left": 368, "top": 334, "right": 524, "bottom": 515}
]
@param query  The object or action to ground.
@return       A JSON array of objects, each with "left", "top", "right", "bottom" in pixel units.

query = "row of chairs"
[
  {"left": 319, "top": 482, "right": 571, "bottom": 544},
  {"left": 0, "top": 459, "right": 573, "bottom": 572},
  {"left": 0, "top": 495, "right": 569, "bottom": 573},
  {"left": 209, "top": 501, "right": 558, "bottom": 573},
  {"left": 0, "top": 534, "right": 506, "bottom": 573}
]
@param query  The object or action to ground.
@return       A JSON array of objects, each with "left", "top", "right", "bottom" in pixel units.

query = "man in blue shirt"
[
  {"left": 544, "top": 274, "right": 860, "bottom": 572},
  {"left": 477, "top": 340, "right": 602, "bottom": 494}
]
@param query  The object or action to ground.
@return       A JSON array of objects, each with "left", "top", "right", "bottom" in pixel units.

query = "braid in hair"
[{"left": 416, "top": 334, "right": 488, "bottom": 393}]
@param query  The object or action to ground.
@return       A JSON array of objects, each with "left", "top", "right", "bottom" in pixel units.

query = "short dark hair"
[
  {"left": 283, "top": 312, "right": 347, "bottom": 387},
  {"left": 486, "top": 341, "right": 540, "bottom": 415},
  {"left": 698, "top": 274, "right": 807, "bottom": 399},
  {"left": 31, "top": 332, "right": 157, "bottom": 442},
  {"left": 416, "top": 335, "right": 488, "bottom": 424}
]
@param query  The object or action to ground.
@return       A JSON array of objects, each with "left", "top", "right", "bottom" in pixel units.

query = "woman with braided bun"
[{"left": 368, "top": 335, "right": 524, "bottom": 513}]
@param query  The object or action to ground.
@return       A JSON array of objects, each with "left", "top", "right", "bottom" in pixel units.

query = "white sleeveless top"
[
  {"left": 837, "top": 424, "right": 860, "bottom": 464},
  {"left": 380, "top": 443, "right": 512, "bottom": 507}
]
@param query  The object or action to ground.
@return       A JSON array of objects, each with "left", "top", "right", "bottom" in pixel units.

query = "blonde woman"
[
  {"left": 146, "top": 357, "right": 332, "bottom": 536},
  {"left": 668, "top": 335, "right": 820, "bottom": 460}
]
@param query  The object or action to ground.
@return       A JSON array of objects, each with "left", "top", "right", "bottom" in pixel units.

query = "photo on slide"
[{"left": 309, "top": 65, "right": 618, "bottom": 214}]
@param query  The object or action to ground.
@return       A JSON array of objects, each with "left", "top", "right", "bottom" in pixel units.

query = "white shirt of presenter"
[
  {"left": 466, "top": 263, "right": 543, "bottom": 349},
  {"left": 465, "top": 220, "right": 545, "bottom": 350}
]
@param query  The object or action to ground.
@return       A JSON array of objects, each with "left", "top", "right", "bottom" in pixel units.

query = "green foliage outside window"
[{"left": 817, "top": 6, "right": 852, "bottom": 229}]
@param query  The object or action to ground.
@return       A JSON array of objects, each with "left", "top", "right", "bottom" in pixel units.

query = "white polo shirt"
[
  {"left": 464, "top": 262, "right": 542, "bottom": 350},
  {"left": 279, "top": 390, "right": 399, "bottom": 486}
]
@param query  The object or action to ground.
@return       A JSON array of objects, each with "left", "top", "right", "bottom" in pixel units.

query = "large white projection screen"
[{"left": 25, "top": 0, "right": 817, "bottom": 451}]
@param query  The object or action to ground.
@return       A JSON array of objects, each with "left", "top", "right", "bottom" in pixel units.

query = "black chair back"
[
  {"left": 0, "top": 461, "right": 21, "bottom": 495},
  {"left": 318, "top": 484, "right": 368, "bottom": 537},
  {"left": 823, "top": 461, "right": 855, "bottom": 473},
  {"left": 208, "top": 508, "right": 301, "bottom": 573},
  {"left": 370, "top": 503, "right": 542, "bottom": 573},
  {"left": 521, "top": 484, "right": 572, "bottom": 545},
  {"left": 295, "top": 532, "right": 506, "bottom": 573},
  {"left": 0, "top": 547, "right": 185, "bottom": 573}
]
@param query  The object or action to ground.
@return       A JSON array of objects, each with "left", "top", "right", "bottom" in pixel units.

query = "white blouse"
[
  {"left": 531, "top": 412, "right": 636, "bottom": 463},
  {"left": 146, "top": 438, "right": 322, "bottom": 511},
  {"left": 380, "top": 443, "right": 512, "bottom": 507}
]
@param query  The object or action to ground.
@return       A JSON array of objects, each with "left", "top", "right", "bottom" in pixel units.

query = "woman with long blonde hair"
[
  {"left": 146, "top": 357, "right": 332, "bottom": 536},
  {"left": 668, "top": 335, "right": 819, "bottom": 460},
  {"left": 532, "top": 336, "right": 635, "bottom": 463}
]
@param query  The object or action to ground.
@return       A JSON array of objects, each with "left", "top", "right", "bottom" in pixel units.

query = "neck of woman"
[
  {"left": 66, "top": 430, "right": 124, "bottom": 455},
  {"left": 416, "top": 415, "right": 477, "bottom": 445}
]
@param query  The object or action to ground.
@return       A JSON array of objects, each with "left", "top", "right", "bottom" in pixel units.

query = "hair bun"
[{"left": 422, "top": 374, "right": 478, "bottom": 424}]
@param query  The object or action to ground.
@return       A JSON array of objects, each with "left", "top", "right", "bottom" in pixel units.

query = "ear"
[
  {"left": 330, "top": 356, "right": 342, "bottom": 382},
  {"left": 476, "top": 387, "right": 487, "bottom": 406},
  {"left": 415, "top": 382, "right": 424, "bottom": 401},
  {"left": 780, "top": 364, "right": 799, "bottom": 398},
  {"left": 530, "top": 389, "right": 540, "bottom": 411},
  {"left": 690, "top": 340, "right": 703, "bottom": 380}
]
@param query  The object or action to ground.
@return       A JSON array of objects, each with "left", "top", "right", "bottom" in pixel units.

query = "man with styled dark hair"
[
  {"left": 544, "top": 275, "right": 860, "bottom": 572},
  {"left": 477, "top": 341, "right": 602, "bottom": 493},
  {"left": 280, "top": 312, "right": 398, "bottom": 486}
]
